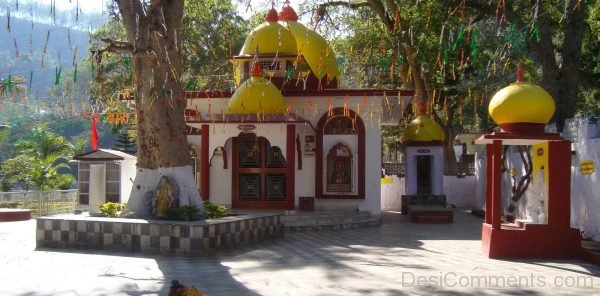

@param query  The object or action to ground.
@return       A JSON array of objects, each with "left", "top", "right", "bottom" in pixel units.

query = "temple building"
[{"left": 183, "top": 4, "right": 413, "bottom": 215}]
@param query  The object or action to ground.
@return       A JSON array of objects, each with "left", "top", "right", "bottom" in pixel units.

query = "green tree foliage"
[
  {"left": 311, "top": 0, "right": 598, "bottom": 162},
  {"left": 1, "top": 126, "right": 75, "bottom": 190}
]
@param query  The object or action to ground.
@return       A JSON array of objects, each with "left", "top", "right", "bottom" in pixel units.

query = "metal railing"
[{"left": 0, "top": 190, "right": 79, "bottom": 217}]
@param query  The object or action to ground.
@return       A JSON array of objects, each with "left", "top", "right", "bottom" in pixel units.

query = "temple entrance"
[
  {"left": 232, "top": 133, "right": 288, "bottom": 209},
  {"left": 416, "top": 155, "right": 432, "bottom": 195}
]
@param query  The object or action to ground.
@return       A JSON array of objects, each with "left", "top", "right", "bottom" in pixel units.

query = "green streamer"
[
  {"left": 529, "top": 22, "right": 540, "bottom": 42},
  {"left": 73, "top": 63, "right": 78, "bottom": 83},
  {"left": 54, "top": 67, "right": 62, "bottom": 85},
  {"left": 452, "top": 27, "right": 465, "bottom": 51},
  {"left": 124, "top": 54, "right": 132, "bottom": 77},
  {"left": 6, "top": 74, "right": 12, "bottom": 94},
  {"left": 185, "top": 79, "right": 197, "bottom": 91},
  {"left": 470, "top": 26, "right": 479, "bottom": 61},
  {"left": 29, "top": 70, "right": 33, "bottom": 88},
  {"left": 443, "top": 48, "right": 449, "bottom": 65}
]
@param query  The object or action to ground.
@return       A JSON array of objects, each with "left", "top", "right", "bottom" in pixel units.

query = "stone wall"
[{"left": 36, "top": 213, "right": 284, "bottom": 256}]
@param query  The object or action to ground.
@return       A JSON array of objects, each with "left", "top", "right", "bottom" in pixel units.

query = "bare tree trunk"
[
  {"left": 556, "top": 0, "right": 586, "bottom": 131},
  {"left": 113, "top": 0, "right": 204, "bottom": 217},
  {"left": 533, "top": 0, "right": 585, "bottom": 132}
]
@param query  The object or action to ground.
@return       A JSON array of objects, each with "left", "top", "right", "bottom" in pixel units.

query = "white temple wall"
[
  {"left": 360, "top": 124, "right": 382, "bottom": 215},
  {"left": 569, "top": 119, "right": 600, "bottom": 241},
  {"left": 404, "top": 146, "right": 444, "bottom": 195}
]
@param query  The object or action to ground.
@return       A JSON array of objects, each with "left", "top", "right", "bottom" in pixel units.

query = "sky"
[
  {"left": 33, "top": 0, "right": 106, "bottom": 13},
  {"left": 29, "top": 0, "right": 300, "bottom": 18}
]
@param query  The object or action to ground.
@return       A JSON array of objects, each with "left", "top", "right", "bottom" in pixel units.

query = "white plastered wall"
[
  {"left": 119, "top": 159, "right": 137, "bottom": 204},
  {"left": 404, "top": 146, "right": 444, "bottom": 195}
]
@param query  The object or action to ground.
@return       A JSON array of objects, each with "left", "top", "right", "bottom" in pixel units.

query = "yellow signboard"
[
  {"left": 580, "top": 160, "right": 595, "bottom": 175},
  {"left": 381, "top": 177, "right": 393, "bottom": 184}
]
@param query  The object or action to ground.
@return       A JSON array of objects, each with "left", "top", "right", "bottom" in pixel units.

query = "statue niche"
[{"left": 326, "top": 143, "right": 353, "bottom": 192}]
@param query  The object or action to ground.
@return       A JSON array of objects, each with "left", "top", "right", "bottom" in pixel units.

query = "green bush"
[
  {"left": 99, "top": 202, "right": 126, "bottom": 218},
  {"left": 0, "top": 201, "right": 22, "bottom": 209},
  {"left": 204, "top": 201, "right": 228, "bottom": 219},
  {"left": 162, "top": 205, "right": 201, "bottom": 221}
]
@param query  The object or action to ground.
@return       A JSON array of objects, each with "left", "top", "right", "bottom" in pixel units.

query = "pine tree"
[{"left": 112, "top": 128, "right": 136, "bottom": 155}]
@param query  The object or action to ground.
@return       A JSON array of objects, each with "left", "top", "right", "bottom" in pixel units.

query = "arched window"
[
  {"left": 326, "top": 143, "right": 353, "bottom": 192},
  {"left": 324, "top": 115, "right": 357, "bottom": 135}
]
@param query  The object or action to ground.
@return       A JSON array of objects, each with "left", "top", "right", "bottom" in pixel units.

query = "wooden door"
[{"left": 232, "top": 134, "right": 288, "bottom": 209}]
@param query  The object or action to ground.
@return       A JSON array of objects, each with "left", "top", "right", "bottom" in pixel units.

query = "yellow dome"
[
  {"left": 226, "top": 64, "right": 287, "bottom": 115},
  {"left": 402, "top": 116, "right": 445, "bottom": 142},
  {"left": 489, "top": 82, "right": 555, "bottom": 125},
  {"left": 239, "top": 8, "right": 297, "bottom": 55},
  {"left": 279, "top": 5, "right": 339, "bottom": 80}
]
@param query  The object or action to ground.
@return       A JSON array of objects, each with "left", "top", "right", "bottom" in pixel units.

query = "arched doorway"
[{"left": 316, "top": 108, "right": 365, "bottom": 199}]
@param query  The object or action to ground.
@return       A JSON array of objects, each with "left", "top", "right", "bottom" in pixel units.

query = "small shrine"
[
  {"left": 475, "top": 64, "right": 581, "bottom": 258},
  {"left": 399, "top": 99, "right": 450, "bottom": 222}
]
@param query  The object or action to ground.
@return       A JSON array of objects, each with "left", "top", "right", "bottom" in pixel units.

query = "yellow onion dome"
[
  {"left": 402, "top": 116, "right": 445, "bottom": 143},
  {"left": 226, "top": 63, "right": 287, "bottom": 115},
  {"left": 279, "top": 4, "right": 339, "bottom": 81},
  {"left": 401, "top": 99, "right": 444, "bottom": 143},
  {"left": 239, "top": 8, "right": 298, "bottom": 55},
  {"left": 488, "top": 64, "right": 555, "bottom": 133}
]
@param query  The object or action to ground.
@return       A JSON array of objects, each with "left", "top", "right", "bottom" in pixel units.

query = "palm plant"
[{"left": 1, "top": 127, "right": 75, "bottom": 191}]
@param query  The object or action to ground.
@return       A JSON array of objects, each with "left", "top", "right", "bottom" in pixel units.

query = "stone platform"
[{"left": 36, "top": 212, "right": 283, "bottom": 256}]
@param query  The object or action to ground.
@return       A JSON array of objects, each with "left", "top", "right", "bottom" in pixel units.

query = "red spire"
[
  {"left": 417, "top": 98, "right": 428, "bottom": 115},
  {"left": 516, "top": 63, "right": 525, "bottom": 83},
  {"left": 279, "top": 3, "right": 298, "bottom": 21},
  {"left": 251, "top": 63, "right": 263, "bottom": 77},
  {"left": 265, "top": 8, "right": 279, "bottom": 22}
]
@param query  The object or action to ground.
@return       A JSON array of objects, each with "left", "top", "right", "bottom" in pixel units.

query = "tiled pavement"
[{"left": 1, "top": 210, "right": 599, "bottom": 295}]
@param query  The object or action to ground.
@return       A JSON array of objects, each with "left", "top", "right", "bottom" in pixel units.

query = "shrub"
[
  {"left": 203, "top": 201, "right": 228, "bottom": 219},
  {"left": 99, "top": 202, "right": 127, "bottom": 218},
  {"left": 162, "top": 205, "right": 201, "bottom": 221}
]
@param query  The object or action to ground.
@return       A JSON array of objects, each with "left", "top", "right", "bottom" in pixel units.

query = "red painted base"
[
  {"left": 0, "top": 209, "right": 32, "bottom": 222},
  {"left": 409, "top": 206, "right": 453, "bottom": 224},
  {"left": 582, "top": 250, "right": 600, "bottom": 265},
  {"left": 581, "top": 240, "right": 600, "bottom": 265},
  {"left": 482, "top": 223, "right": 581, "bottom": 259}
]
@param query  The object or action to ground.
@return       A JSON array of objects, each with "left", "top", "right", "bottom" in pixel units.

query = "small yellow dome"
[
  {"left": 402, "top": 116, "right": 445, "bottom": 142},
  {"left": 239, "top": 8, "right": 297, "bottom": 55},
  {"left": 280, "top": 5, "right": 339, "bottom": 80},
  {"left": 489, "top": 83, "right": 555, "bottom": 125},
  {"left": 226, "top": 64, "right": 287, "bottom": 115}
]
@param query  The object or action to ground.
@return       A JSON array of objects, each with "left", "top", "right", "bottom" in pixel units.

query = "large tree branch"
[{"left": 115, "top": 0, "right": 147, "bottom": 45}]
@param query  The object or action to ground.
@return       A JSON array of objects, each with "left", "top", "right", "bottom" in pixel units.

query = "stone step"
[
  {"left": 285, "top": 216, "right": 381, "bottom": 232},
  {"left": 283, "top": 211, "right": 370, "bottom": 222}
]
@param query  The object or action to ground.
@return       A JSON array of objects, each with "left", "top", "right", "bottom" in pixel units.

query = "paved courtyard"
[{"left": 1, "top": 210, "right": 599, "bottom": 295}]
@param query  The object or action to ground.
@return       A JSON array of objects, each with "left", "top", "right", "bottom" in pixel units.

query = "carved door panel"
[{"left": 232, "top": 134, "right": 288, "bottom": 209}]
